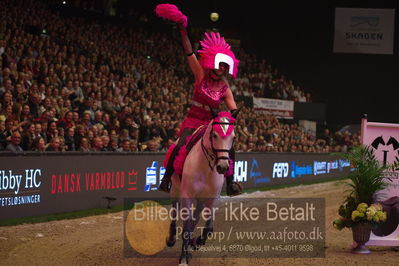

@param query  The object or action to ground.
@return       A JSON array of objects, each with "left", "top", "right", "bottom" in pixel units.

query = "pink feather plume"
[{"left": 155, "top": 4, "right": 188, "bottom": 28}]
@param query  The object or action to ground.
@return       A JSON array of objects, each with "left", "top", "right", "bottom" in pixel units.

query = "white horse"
[{"left": 166, "top": 110, "right": 238, "bottom": 265}]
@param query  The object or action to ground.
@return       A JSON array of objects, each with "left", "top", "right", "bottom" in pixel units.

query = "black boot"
[
  {"left": 226, "top": 175, "right": 242, "bottom": 196},
  {"left": 159, "top": 167, "right": 173, "bottom": 193},
  {"left": 158, "top": 129, "right": 194, "bottom": 193},
  {"left": 158, "top": 145, "right": 179, "bottom": 193}
]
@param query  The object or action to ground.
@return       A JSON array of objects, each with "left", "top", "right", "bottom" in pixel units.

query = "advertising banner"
[
  {"left": 253, "top": 97, "right": 294, "bottom": 119},
  {"left": 361, "top": 117, "right": 399, "bottom": 246},
  {"left": 0, "top": 152, "right": 350, "bottom": 220},
  {"left": 334, "top": 8, "right": 395, "bottom": 54},
  {"left": 232, "top": 153, "right": 350, "bottom": 188},
  {"left": 0, "top": 154, "right": 164, "bottom": 220}
]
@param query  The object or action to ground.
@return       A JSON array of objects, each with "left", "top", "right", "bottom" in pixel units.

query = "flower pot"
[{"left": 351, "top": 223, "right": 372, "bottom": 254}]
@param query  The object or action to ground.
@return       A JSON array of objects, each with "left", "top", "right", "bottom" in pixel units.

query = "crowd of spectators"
[{"left": 0, "top": 0, "right": 360, "bottom": 154}]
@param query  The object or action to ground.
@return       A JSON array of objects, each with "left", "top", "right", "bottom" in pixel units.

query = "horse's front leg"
[
  {"left": 195, "top": 199, "right": 216, "bottom": 247},
  {"left": 195, "top": 219, "right": 213, "bottom": 247},
  {"left": 179, "top": 197, "right": 195, "bottom": 265},
  {"left": 188, "top": 199, "right": 205, "bottom": 250}
]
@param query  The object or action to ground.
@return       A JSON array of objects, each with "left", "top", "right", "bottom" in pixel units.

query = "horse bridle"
[{"left": 201, "top": 120, "right": 234, "bottom": 171}]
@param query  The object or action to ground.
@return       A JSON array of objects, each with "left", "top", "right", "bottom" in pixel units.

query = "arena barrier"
[{"left": 0, "top": 152, "right": 351, "bottom": 220}]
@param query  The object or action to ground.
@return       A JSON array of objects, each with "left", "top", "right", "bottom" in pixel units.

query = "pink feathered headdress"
[
  {"left": 155, "top": 4, "right": 188, "bottom": 28},
  {"left": 198, "top": 32, "right": 239, "bottom": 78}
]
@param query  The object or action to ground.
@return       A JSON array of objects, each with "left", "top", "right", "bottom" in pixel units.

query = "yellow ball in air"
[{"left": 210, "top": 12, "right": 219, "bottom": 22}]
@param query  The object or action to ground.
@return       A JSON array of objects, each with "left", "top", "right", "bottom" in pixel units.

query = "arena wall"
[{"left": 0, "top": 152, "right": 351, "bottom": 220}]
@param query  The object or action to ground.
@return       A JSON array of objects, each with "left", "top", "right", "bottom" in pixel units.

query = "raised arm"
[
  {"left": 155, "top": 4, "right": 204, "bottom": 84},
  {"left": 179, "top": 25, "right": 203, "bottom": 84}
]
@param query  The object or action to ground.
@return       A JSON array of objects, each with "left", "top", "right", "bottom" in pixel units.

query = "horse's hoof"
[
  {"left": 166, "top": 237, "right": 176, "bottom": 247},
  {"left": 178, "top": 258, "right": 189, "bottom": 266},
  {"left": 227, "top": 182, "right": 243, "bottom": 196},
  {"left": 179, "top": 253, "right": 192, "bottom": 265}
]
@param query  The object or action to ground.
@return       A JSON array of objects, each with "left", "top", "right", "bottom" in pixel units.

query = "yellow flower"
[
  {"left": 357, "top": 203, "right": 368, "bottom": 213},
  {"left": 352, "top": 210, "right": 360, "bottom": 221},
  {"left": 366, "top": 212, "right": 373, "bottom": 221},
  {"left": 376, "top": 211, "right": 387, "bottom": 222},
  {"left": 371, "top": 203, "right": 383, "bottom": 212},
  {"left": 366, "top": 206, "right": 376, "bottom": 216},
  {"left": 373, "top": 215, "right": 380, "bottom": 223}
]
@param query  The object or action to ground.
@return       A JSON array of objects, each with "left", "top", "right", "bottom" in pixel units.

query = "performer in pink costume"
[{"left": 156, "top": 4, "right": 242, "bottom": 196}]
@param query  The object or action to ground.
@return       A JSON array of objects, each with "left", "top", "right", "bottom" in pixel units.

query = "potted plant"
[{"left": 332, "top": 145, "right": 397, "bottom": 254}]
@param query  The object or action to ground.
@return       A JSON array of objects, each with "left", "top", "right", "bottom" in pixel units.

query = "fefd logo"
[
  {"left": 272, "top": 162, "right": 289, "bottom": 178},
  {"left": 144, "top": 161, "right": 165, "bottom": 192}
]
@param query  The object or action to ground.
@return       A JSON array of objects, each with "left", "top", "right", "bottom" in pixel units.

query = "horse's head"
[{"left": 208, "top": 111, "right": 237, "bottom": 174}]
